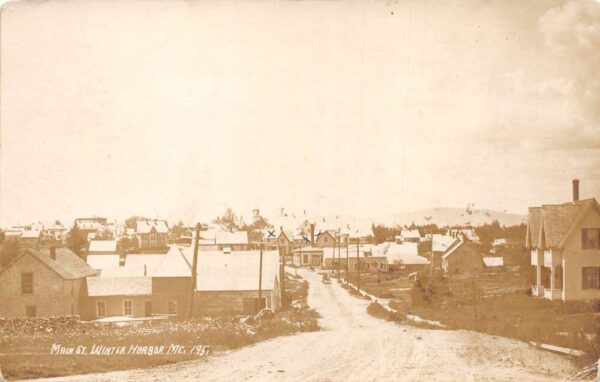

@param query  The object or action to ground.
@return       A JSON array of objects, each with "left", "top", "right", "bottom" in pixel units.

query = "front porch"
[
  {"left": 532, "top": 255, "right": 563, "bottom": 301},
  {"left": 531, "top": 284, "right": 563, "bottom": 300}
]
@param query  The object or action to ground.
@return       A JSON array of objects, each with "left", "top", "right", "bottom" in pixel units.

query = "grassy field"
[
  {"left": 0, "top": 274, "right": 319, "bottom": 380},
  {"left": 401, "top": 271, "right": 598, "bottom": 363},
  {"left": 407, "top": 286, "right": 597, "bottom": 356},
  {"left": 335, "top": 267, "right": 599, "bottom": 364},
  {"left": 329, "top": 269, "right": 413, "bottom": 300}
]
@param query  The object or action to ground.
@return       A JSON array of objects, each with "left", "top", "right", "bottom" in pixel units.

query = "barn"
[
  {"left": 186, "top": 250, "right": 281, "bottom": 315},
  {"left": 441, "top": 240, "right": 484, "bottom": 274}
]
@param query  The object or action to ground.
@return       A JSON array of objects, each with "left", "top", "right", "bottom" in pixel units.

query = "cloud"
[{"left": 538, "top": 1, "right": 600, "bottom": 149}]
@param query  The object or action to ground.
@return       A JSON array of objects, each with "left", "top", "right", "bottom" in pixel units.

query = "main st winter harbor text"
[{"left": 50, "top": 343, "right": 210, "bottom": 356}]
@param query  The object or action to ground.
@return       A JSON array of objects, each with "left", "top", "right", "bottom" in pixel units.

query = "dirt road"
[{"left": 33, "top": 269, "right": 575, "bottom": 381}]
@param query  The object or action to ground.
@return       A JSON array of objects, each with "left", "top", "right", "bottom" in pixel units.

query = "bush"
[{"left": 367, "top": 302, "right": 401, "bottom": 322}]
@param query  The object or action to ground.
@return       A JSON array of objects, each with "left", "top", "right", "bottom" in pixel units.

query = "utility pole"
[
  {"left": 188, "top": 223, "right": 201, "bottom": 318},
  {"left": 277, "top": 240, "right": 285, "bottom": 309},
  {"left": 334, "top": 233, "right": 339, "bottom": 280},
  {"left": 337, "top": 234, "right": 341, "bottom": 281},
  {"left": 346, "top": 241, "right": 349, "bottom": 284},
  {"left": 429, "top": 235, "right": 434, "bottom": 285},
  {"left": 258, "top": 241, "right": 264, "bottom": 300},
  {"left": 356, "top": 236, "right": 360, "bottom": 293}
]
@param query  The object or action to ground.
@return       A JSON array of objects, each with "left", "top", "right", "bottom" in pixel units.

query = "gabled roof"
[
  {"left": 442, "top": 240, "right": 464, "bottom": 260},
  {"left": 21, "top": 230, "right": 41, "bottom": 239},
  {"left": 483, "top": 257, "right": 504, "bottom": 267},
  {"left": 87, "top": 276, "right": 152, "bottom": 296},
  {"left": 430, "top": 234, "right": 458, "bottom": 252},
  {"left": 277, "top": 230, "right": 294, "bottom": 242},
  {"left": 153, "top": 246, "right": 192, "bottom": 277},
  {"left": 526, "top": 198, "right": 598, "bottom": 249},
  {"left": 323, "top": 244, "right": 377, "bottom": 259},
  {"left": 316, "top": 230, "right": 335, "bottom": 241},
  {"left": 96, "top": 254, "right": 164, "bottom": 278},
  {"left": 0, "top": 247, "right": 98, "bottom": 280},
  {"left": 525, "top": 207, "right": 541, "bottom": 248},
  {"left": 400, "top": 229, "right": 421, "bottom": 240},
  {"left": 492, "top": 238, "right": 507, "bottom": 247},
  {"left": 88, "top": 240, "right": 118, "bottom": 253},
  {"left": 136, "top": 220, "right": 169, "bottom": 234},
  {"left": 293, "top": 246, "right": 323, "bottom": 253},
  {"left": 375, "top": 242, "right": 428, "bottom": 265},
  {"left": 87, "top": 254, "right": 120, "bottom": 271},
  {"left": 181, "top": 250, "right": 279, "bottom": 292},
  {"left": 45, "top": 224, "right": 67, "bottom": 231},
  {"left": 215, "top": 231, "right": 248, "bottom": 245},
  {"left": 268, "top": 215, "right": 309, "bottom": 234}
]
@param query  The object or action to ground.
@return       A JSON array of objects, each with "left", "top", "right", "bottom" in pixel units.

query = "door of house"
[{"left": 144, "top": 301, "right": 152, "bottom": 317}]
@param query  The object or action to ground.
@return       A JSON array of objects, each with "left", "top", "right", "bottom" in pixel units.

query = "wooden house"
[
  {"left": 0, "top": 247, "right": 98, "bottom": 317},
  {"left": 527, "top": 180, "right": 600, "bottom": 301},
  {"left": 441, "top": 240, "right": 484, "bottom": 274},
  {"left": 292, "top": 246, "right": 323, "bottom": 267}
]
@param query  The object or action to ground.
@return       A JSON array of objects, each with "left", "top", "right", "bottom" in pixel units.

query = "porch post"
[{"left": 535, "top": 259, "right": 542, "bottom": 296}]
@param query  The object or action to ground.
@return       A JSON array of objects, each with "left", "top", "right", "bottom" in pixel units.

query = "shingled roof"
[
  {"left": 153, "top": 246, "right": 191, "bottom": 277},
  {"left": 87, "top": 276, "right": 152, "bottom": 296},
  {"left": 0, "top": 247, "right": 98, "bottom": 279},
  {"left": 526, "top": 198, "right": 599, "bottom": 249}
]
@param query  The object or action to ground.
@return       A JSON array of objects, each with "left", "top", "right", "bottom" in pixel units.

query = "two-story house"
[
  {"left": 75, "top": 217, "right": 109, "bottom": 241},
  {"left": 0, "top": 247, "right": 98, "bottom": 317},
  {"left": 527, "top": 180, "right": 600, "bottom": 301},
  {"left": 135, "top": 220, "right": 169, "bottom": 250}
]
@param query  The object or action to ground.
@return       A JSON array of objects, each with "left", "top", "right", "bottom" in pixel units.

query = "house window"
[
  {"left": 303, "top": 255, "right": 309, "bottom": 264},
  {"left": 21, "top": 272, "right": 33, "bottom": 294},
  {"left": 582, "top": 267, "right": 600, "bottom": 289},
  {"left": 123, "top": 300, "right": 133, "bottom": 316},
  {"left": 26, "top": 305, "right": 36, "bottom": 317},
  {"left": 168, "top": 300, "right": 178, "bottom": 315},
  {"left": 582, "top": 229, "right": 600, "bottom": 249},
  {"left": 97, "top": 301, "right": 106, "bottom": 318}
]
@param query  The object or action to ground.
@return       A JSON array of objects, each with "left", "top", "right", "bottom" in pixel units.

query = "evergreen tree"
[{"left": 67, "top": 223, "right": 88, "bottom": 257}]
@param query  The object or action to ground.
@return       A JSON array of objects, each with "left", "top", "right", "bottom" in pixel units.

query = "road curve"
[{"left": 31, "top": 268, "right": 575, "bottom": 382}]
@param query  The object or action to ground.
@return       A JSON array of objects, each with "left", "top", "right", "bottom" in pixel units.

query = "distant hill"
[
  {"left": 260, "top": 207, "right": 526, "bottom": 235},
  {"left": 374, "top": 207, "right": 526, "bottom": 228}
]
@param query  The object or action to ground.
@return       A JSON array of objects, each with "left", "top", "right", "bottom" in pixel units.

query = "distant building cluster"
[{"left": 0, "top": 179, "right": 598, "bottom": 320}]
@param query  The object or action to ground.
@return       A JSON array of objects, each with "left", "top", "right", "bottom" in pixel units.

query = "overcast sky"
[{"left": 1, "top": 0, "right": 599, "bottom": 226}]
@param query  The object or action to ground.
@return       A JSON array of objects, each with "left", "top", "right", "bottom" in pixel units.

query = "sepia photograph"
[{"left": 0, "top": 0, "right": 599, "bottom": 380}]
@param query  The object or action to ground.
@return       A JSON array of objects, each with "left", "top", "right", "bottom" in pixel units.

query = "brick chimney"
[
  {"left": 572, "top": 179, "right": 580, "bottom": 202},
  {"left": 310, "top": 223, "right": 315, "bottom": 245},
  {"left": 50, "top": 246, "right": 56, "bottom": 260}
]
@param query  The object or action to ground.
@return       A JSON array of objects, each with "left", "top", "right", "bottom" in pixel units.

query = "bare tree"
[{"left": 213, "top": 208, "right": 244, "bottom": 232}]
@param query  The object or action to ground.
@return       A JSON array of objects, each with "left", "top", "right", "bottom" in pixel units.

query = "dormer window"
[{"left": 582, "top": 229, "right": 600, "bottom": 250}]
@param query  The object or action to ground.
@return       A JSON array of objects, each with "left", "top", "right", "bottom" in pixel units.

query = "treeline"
[
  {"left": 370, "top": 220, "right": 527, "bottom": 247},
  {"left": 370, "top": 223, "right": 445, "bottom": 244}
]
